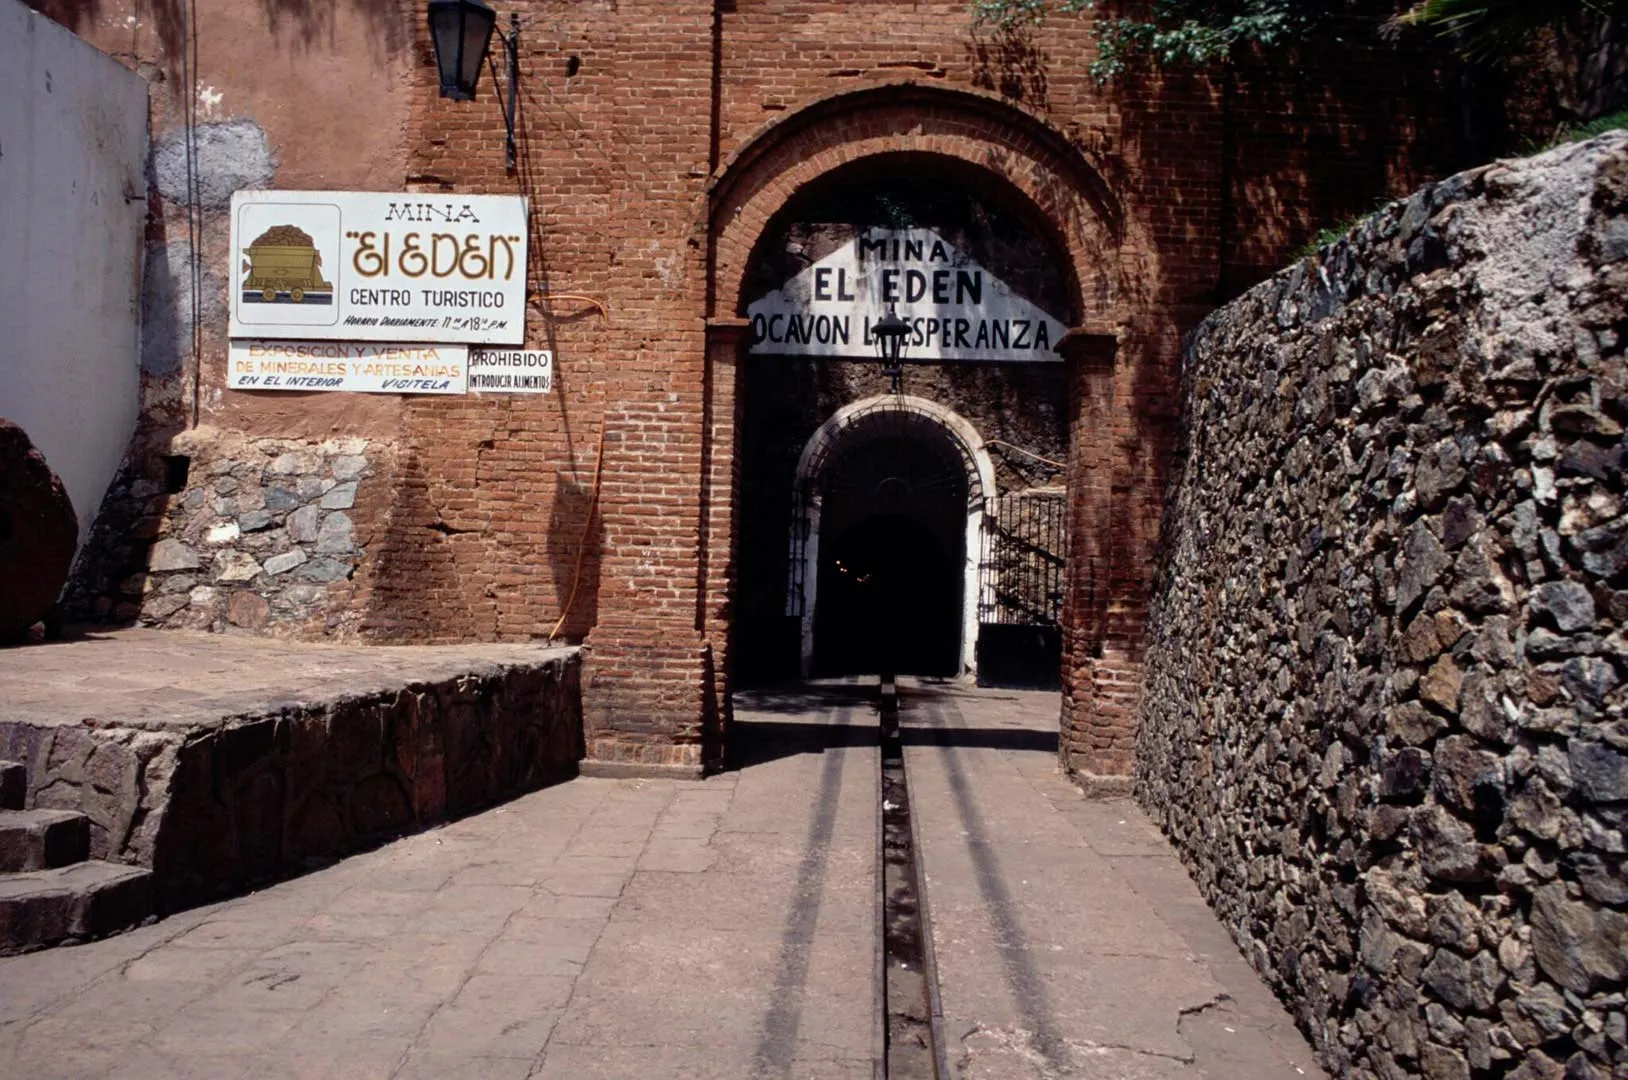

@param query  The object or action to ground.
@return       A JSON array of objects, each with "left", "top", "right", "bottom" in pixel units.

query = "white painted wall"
[{"left": 0, "top": 0, "right": 147, "bottom": 549}]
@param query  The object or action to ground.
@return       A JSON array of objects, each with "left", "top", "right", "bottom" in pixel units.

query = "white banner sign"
[
  {"left": 228, "top": 340, "right": 468, "bottom": 394},
  {"left": 469, "top": 349, "right": 553, "bottom": 393},
  {"left": 228, "top": 190, "right": 528, "bottom": 345},
  {"left": 747, "top": 227, "right": 1065, "bottom": 362}
]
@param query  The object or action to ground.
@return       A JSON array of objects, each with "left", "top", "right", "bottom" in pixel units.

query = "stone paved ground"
[
  {"left": 902, "top": 681, "right": 1324, "bottom": 1080},
  {"left": 0, "top": 628, "right": 570, "bottom": 730},
  {"left": 0, "top": 681, "right": 1323, "bottom": 1078}
]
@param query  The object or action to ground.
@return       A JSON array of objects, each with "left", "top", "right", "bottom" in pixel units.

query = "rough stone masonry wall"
[
  {"left": 0, "top": 651, "right": 581, "bottom": 912},
  {"left": 1137, "top": 133, "right": 1628, "bottom": 1080},
  {"left": 66, "top": 428, "right": 395, "bottom": 637}
]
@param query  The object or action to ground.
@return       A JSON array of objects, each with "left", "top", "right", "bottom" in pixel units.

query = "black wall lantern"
[
  {"left": 428, "top": 0, "right": 520, "bottom": 173},
  {"left": 872, "top": 305, "right": 911, "bottom": 394}
]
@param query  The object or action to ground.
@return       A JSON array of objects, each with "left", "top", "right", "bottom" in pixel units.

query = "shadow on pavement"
[
  {"left": 748, "top": 705, "right": 856, "bottom": 1079},
  {"left": 730, "top": 719, "right": 1054, "bottom": 770},
  {"left": 727, "top": 719, "right": 877, "bottom": 771},
  {"left": 727, "top": 682, "right": 1058, "bottom": 769},
  {"left": 913, "top": 692, "right": 1073, "bottom": 1074},
  {"left": 901, "top": 726, "right": 1056, "bottom": 754}
]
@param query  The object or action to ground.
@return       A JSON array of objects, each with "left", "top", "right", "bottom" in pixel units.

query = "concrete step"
[
  {"left": 0, "top": 861, "right": 153, "bottom": 955},
  {"left": 0, "top": 809, "right": 91, "bottom": 872},
  {"left": 0, "top": 761, "right": 23, "bottom": 811}
]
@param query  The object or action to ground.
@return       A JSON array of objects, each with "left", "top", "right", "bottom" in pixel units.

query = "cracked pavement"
[
  {"left": 0, "top": 684, "right": 1322, "bottom": 1078},
  {"left": 904, "top": 682, "right": 1325, "bottom": 1079}
]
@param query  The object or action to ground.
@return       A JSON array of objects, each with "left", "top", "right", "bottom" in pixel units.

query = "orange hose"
[{"left": 530, "top": 293, "right": 610, "bottom": 324}]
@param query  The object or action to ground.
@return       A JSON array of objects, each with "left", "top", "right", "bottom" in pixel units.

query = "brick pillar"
[
  {"left": 698, "top": 318, "right": 749, "bottom": 760},
  {"left": 580, "top": 325, "right": 714, "bottom": 779},
  {"left": 1058, "top": 328, "right": 1137, "bottom": 783}
]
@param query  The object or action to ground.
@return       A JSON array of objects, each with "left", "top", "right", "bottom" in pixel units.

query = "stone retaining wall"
[
  {"left": 66, "top": 427, "right": 394, "bottom": 636},
  {"left": 0, "top": 650, "right": 581, "bottom": 911},
  {"left": 1137, "top": 134, "right": 1628, "bottom": 1079}
]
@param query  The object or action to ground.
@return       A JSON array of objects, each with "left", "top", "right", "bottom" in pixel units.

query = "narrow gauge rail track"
[{"left": 877, "top": 677, "right": 951, "bottom": 1079}]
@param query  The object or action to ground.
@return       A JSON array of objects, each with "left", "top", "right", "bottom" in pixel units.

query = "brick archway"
[
  {"left": 693, "top": 82, "right": 1145, "bottom": 780},
  {"left": 705, "top": 81, "right": 1125, "bottom": 326}
]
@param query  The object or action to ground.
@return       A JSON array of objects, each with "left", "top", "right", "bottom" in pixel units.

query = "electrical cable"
[
  {"left": 182, "top": 0, "right": 203, "bottom": 429},
  {"left": 984, "top": 439, "right": 1065, "bottom": 470}
]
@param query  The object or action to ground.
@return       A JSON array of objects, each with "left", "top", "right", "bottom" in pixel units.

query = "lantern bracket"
[
  {"left": 488, "top": 13, "right": 520, "bottom": 174},
  {"left": 428, "top": 1, "right": 520, "bottom": 175}
]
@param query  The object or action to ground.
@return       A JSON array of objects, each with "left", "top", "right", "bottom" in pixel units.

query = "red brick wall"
[
  {"left": 398, "top": 1, "right": 720, "bottom": 768},
  {"left": 48, "top": 0, "right": 1478, "bottom": 774}
]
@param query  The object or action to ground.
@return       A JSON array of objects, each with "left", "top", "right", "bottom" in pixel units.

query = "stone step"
[
  {"left": 0, "top": 861, "right": 153, "bottom": 955},
  {"left": 0, "top": 761, "right": 23, "bottom": 811},
  {"left": 0, "top": 809, "right": 90, "bottom": 872}
]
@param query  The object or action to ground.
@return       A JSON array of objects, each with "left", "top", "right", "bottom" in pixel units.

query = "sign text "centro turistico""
[{"left": 228, "top": 191, "right": 529, "bottom": 346}]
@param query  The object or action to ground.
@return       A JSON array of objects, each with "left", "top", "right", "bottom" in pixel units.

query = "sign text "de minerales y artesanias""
[{"left": 228, "top": 191, "right": 529, "bottom": 346}]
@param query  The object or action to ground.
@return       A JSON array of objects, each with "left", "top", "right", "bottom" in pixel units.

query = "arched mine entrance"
[
  {"left": 800, "top": 397, "right": 991, "bottom": 679},
  {"left": 813, "top": 420, "right": 966, "bottom": 677},
  {"left": 729, "top": 151, "right": 1078, "bottom": 687}
]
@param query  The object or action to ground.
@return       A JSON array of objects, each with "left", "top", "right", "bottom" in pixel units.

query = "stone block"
[
  {"left": 148, "top": 538, "right": 201, "bottom": 572},
  {"left": 263, "top": 549, "right": 308, "bottom": 576},
  {"left": 0, "top": 809, "right": 90, "bottom": 871},
  {"left": 331, "top": 454, "right": 368, "bottom": 480},
  {"left": 287, "top": 504, "right": 323, "bottom": 543},
  {"left": 320, "top": 483, "right": 358, "bottom": 509},
  {"left": 227, "top": 590, "right": 270, "bottom": 629},
  {"left": 0, "top": 420, "right": 77, "bottom": 639},
  {"left": 0, "top": 760, "right": 24, "bottom": 811},
  {"left": 0, "top": 861, "right": 151, "bottom": 954},
  {"left": 0, "top": 876, "right": 74, "bottom": 955},
  {"left": 1530, "top": 581, "right": 1596, "bottom": 633},
  {"left": 1529, "top": 883, "right": 1628, "bottom": 993},
  {"left": 264, "top": 486, "right": 300, "bottom": 512},
  {"left": 314, "top": 512, "right": 355, "bottom": 554},
  {"left": 68, "top": 862, "right": 154, "bottom": 939},
  {"left": 1569, "top": 738, "right": 1628, "bottom": 803},
  {"left": 214, "top": 552, "right": 262, "bottom": 583}
]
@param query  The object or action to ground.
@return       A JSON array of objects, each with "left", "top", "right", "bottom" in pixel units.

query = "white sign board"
[
  {"left": 228, "top": 191, "right": 528, "bottom": 345},
  {"left": 747, "top": 227, "right": 1065, "bottom": 362},
  {"left": 228, "top": 340, "right": 468, "bottom": 394},
  {"left": 469, "top": 349, "right": 553, "bottom": 393}
]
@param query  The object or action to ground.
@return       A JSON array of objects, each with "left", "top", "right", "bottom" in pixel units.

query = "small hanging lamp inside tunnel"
[
  {"left": 872, "top": 305, "right": 911, "bottom": 394},
  {"left": 427, "top": 0, "right": 520, "bottom": 172}
]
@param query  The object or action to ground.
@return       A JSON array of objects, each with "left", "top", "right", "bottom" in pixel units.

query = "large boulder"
[{"left": 0, "top": 420, "right": 77, "bottom": 640}]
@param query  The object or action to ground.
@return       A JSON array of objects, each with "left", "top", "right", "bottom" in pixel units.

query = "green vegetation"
[
  {"left": 1397, "top": 1, "right": 1625, "bottom": 59},
  {"left": 1295, "top": 201, "right": 1393, "bottom": 259},
  {"left": 1546, "top": 108, "right": 1628, "bottom": 148},
  {"left": 971, "top": 1, "right": 1628, "bottom": 82},
  {"left": 972, "top": 1, "right": 1362, "bottom": 83}
]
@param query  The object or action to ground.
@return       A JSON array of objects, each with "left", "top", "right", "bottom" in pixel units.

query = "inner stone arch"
[{"left": 791, "top": 396, "right": 995, "bottom": 679}]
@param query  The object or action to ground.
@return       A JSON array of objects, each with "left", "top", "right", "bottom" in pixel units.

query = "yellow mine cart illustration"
[{"left": 241, "top": 225, "right": 333, "bottom": 304}]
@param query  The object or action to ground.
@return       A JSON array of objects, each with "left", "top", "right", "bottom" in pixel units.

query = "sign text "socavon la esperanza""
[{"left": 747, "top": 228, "right": 1065, "bottom": 363}]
